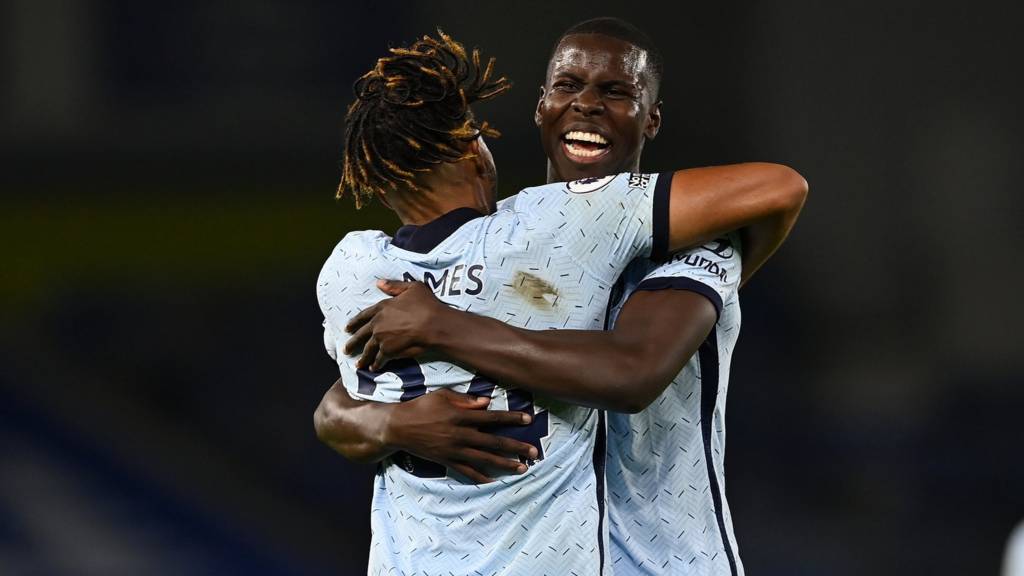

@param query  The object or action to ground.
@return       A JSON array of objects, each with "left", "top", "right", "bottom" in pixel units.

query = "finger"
[
  {"left": 345, "top": 302, "right": 382, "bottom": 334},
  {"left": 377, "top": 279, "right": 416, "bottom": 296},
  {"left": 369, "top": 346, "right": 391, "bottom": 372},
  {"left": 358, "top": 335, "right": 380, "bottom": 369},
  {"left": 447, "top": 461, "right": 493, "bottom": 484},
  {"left": 463, "top": 430, "right": 538, "bottom": 461},
  {"left": 343, "top": 321, "right": 373, "bottom": 356},
  {"left": 462, "top": 409, "right": 533, "bottom": 427},
  {"left": 456, "top": 448, "right": 528, "bottom": 475},
  {"left": 436, "top": 389, "right": 491, "bottom": 409}
]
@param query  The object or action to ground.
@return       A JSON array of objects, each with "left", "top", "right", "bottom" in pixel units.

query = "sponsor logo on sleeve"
[
  {"left": 667, "top": 237, "right": 735, "bottom": 282},
  {"left": 701, "top": 236, "right": 734, "bottom": 258},
  {"left": 566, "top": 174, "right": 616, "bottom": 194}
]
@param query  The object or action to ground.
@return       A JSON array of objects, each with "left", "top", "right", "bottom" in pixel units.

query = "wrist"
[
  {"left": 376, "top": 401, "right": 400, "bottom": 452},
  {"left": 422, "top": 303, "right": 460, "bottom": 350}
]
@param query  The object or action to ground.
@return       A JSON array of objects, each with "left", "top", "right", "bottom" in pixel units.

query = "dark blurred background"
[{"left": 2, "top": 1, "right": 1021, "bottom": 574}]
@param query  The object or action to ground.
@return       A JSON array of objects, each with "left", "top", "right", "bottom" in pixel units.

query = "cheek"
[
  {"left": 608, "top": 98, "right": 642, "bottom": 116},
  {"left": 621, "top": 101, "right": 643, "bottom": 119},
  {"left": 610, "top": 104, "right": 645, "bottom": 139},
  {"left": 541, "top": 95, "right": 572, "bottom": 115}
]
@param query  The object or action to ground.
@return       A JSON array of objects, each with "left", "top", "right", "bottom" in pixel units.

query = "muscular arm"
[
  {"left": 346, "top": 163, "right": 805, "bottom": 412},
  {"left": 663, "top": 163, "right": 808, "bottom": 283},
  {"left": 314, "top": 378, "right": 396, "bottom": 463},
  {"left": 314, "top": 378, "right": 538, "bottom": 482},
  {"left": 436, "top": 288, "right": 715, "bottom": 413},
  {"left": 347, "top": 284, "right": 716, "bottom": 413}
]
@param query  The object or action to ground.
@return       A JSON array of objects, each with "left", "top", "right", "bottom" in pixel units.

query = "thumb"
[{"left": 377, "top": 279, "right": 415, "bottom": 296}]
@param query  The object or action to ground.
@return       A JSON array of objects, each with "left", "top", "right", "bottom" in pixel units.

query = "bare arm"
[
  {"left": 314, "top": 378, "right": 398, "bottom": 463},
  {"left": 664, "top": 163, "right": 808, "bottom": 285},
  {"left": 344, "top": 163, "right": 805, "bottom": 410},
  {"left": 314, "top": 378, "right": 538, "bottom": 483},
  {"left": 346, "top": 283, "right": 717, "bottom": 413}
]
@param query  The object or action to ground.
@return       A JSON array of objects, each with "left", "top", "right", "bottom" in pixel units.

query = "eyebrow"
[
  {"left": 551, "top": 72, "right": 638, "bottom": 89},
  {"left": 551, "top": 71, "right": 584, "bottom": 82}
]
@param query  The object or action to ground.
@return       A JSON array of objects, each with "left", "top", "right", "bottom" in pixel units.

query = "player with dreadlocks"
[
  {"left": 316, "top": 30, "right": 805, "bottom": 575},
  {"left": 339, "top": 31, "right": 509, "bottom": 207}
]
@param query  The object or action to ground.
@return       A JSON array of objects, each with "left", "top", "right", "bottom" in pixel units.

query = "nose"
[{"left": 571, "top": 86, "right": 604, "bottom": 116}]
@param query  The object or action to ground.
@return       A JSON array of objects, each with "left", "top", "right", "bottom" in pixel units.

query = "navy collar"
[{"left": 392, "top": 207, "right": 485, "bottom": 254}]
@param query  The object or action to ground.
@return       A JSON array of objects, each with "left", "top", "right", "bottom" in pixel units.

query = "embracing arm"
[
  {"left": 314, "top": 378, "right": 396, "bottom": 463},
  {"left": 314, "top": 377, "right": 538, "bottom": 482},
  {"left": 431, "top": 288, "right": 716, "bottom": 413},
  {"left": 347, "top": 283, "right": 717, "bottom": 413},
  {"left": 664, "top": 163, "right": 808, "bottom": 285},
  {"left": 345, "top": 163, "right": 803, "bottom": 412}
]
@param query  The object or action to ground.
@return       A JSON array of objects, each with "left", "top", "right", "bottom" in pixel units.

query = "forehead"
[{"left": 547, "top": 33, "right": 650, "bottom": 84}]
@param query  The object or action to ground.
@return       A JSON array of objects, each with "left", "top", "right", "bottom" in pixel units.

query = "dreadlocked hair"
[{"left": 338, "top": 30, "right": 512, "bottom": 207}]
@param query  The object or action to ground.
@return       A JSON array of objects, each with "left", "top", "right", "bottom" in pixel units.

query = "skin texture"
[
  {"left": 343, "top": 162, "right": 806, "bottom": 412},
  {"left": 382, "top": 138, "right": 499, "bottom": 225},
  {"left": 315, "top": 383, "right": 536, "bottom": 483},
  {"left": 538, "top": 34, "right": 661, "bottom": 183},
  {"left": 347, "top": 281, "right": 717, "bottom": 413},
  {"left": 314, "top": 32, "right": 808, "bottom": 481}
]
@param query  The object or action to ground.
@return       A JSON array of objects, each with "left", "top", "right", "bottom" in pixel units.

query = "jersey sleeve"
[
  {"left": 633, "top": 232, "right": 742, "bottom": 319},
  {"left": 322, "top": 319, "right": 340, "bottom": 361},
  {"left": 315, "top": 233, "right": 379, "bottom": 402},
  {"left": 519, "top": 171, "right": 672, "bottom": 286}
]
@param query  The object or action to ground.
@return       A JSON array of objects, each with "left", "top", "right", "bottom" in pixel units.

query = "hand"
[
  {"left": 345, "top": 280, "right": 449, "bottom": 370},
  {"left": 385, "top": 388, "right": 539, "bottom": 483}
]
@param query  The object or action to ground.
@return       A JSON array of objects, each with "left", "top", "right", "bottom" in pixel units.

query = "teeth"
[
  {"left": 565, "top": 141, "right": 606, "bottom": 157},
  {"left": 564, "top": 131, "right": 608, "bottom": 145}
]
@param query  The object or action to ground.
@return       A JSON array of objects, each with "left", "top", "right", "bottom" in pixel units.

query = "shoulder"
[
  {"left": 338, "top": 229, "right": 390, "bottom": 251},
  {"left": 318, "top": 230, "right": 390, "bottom": 290},
  {"left": 630, "top": 232, "right": 743, "bottom": 316},
  {"left": 515, "top": 172, "right": 638, "bottom": 197},
  {"left": 323, "top": 229, "right": 390, "bottom": 263},
  {"left": 512, "top": 172, "right": 660, "bottom": 219},
  {"left": 661, "top": 232, "right": 742, "bottom": 276}
]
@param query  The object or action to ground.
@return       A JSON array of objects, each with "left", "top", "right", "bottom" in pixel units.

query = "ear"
[
  {"left": 466, "top": 138, "right": 486, "bottom": 174},
  {"left": 645, "top": 100, "right": 663, "bottom": 140},
  {"left": 534, "top": 85, "right": 546, "bottom": 128}
]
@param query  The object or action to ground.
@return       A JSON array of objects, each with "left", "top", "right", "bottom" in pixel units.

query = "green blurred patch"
[{"left": 0, "top": 194, "right": 399, "bottom": 312}]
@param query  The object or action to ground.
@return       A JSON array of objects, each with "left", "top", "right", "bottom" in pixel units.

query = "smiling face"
[{"left": 536, "top": 33, "right": 662, "bottom": 183}]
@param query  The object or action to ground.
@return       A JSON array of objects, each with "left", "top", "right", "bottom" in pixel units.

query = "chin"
[{"left": 560, "top": 161, "right": 617, "bottom": 181}]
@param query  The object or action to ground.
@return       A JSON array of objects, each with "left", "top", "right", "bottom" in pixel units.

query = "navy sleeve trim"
[
  {"left": 635, "top": 276, "right": 724, "bottom": 320},
  {"left": 650, "top": 172, "right": 672, "bottom": 261}
]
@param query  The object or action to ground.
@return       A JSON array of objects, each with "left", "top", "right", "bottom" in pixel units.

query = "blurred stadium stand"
[{"left": 2, "top": 1, "right": 1021, "bottom": 574}]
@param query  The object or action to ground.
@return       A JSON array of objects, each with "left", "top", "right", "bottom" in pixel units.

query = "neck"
[
  {"left": 390, "top": 181, "right": 488, "bottom": 226},
  {"left": 545, "top": 159, "right": 642, "bottom": 184}
]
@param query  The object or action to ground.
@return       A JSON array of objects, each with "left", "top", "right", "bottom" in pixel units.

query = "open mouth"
[{"left": 561, "top": 130, "right": 611, "bottom": 162}]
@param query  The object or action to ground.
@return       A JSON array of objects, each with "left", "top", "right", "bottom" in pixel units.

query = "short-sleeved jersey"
[
  {"left": 605, "top": 234, "right": 745, "bottom": 576},
  {"left": 317, "top": 172, "right": 671, "bottom": 576},
  {"left": 1004, "top": 521, "right": 1024, "bottom": 576}
]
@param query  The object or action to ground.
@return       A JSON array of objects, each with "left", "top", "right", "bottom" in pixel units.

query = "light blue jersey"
[
  {"left": 318, "top": 172, "right": 671, "bottom": 576},
  {"left": 605, "top": 234, "right": 745, "bottom": 576}
]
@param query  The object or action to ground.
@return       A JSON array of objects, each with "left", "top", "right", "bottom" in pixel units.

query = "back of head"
[
  {"left": 552, "top": 17, "right": 663, "bottom": 96},
  {"left": 339, "top": 31, "right": 511, "bottom": 207}
]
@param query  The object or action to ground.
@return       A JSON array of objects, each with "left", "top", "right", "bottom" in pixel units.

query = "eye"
[
  {"left": 552, "top": 80, "right": 580, "bottom": 92},
  {"left": 604, "top": 87, "right": 634, "bottom": 99}
]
